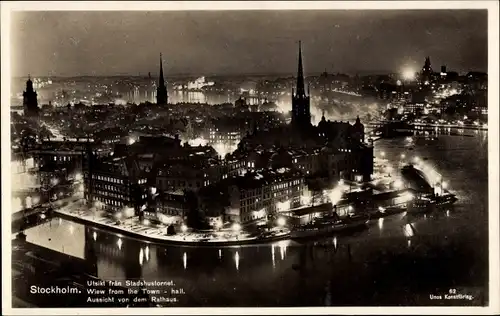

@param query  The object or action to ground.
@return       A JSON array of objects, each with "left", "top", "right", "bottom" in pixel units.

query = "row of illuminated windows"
[
  {"left": 52, "top": 156, "right": 75, "bottom": 162},
  {"left": 157, "top": 178, "right": 203, "bottom": 189},
  {"left": 270, "top": 180, "right": 301, "bottom": 191},
  {"left": 95, "top": 189, "right": 127, "bottom": 201},
  {"left": 95, "top": 196, "right": 125, "bottom": 207},
  {"left": 242, "top": 181, "right": 302, "bottom": 197},
  {"left": 92, "top": 174, "right": 124, "bottom": 184},
  {"left": 95, "top": 183, "right": 126, "bottom": 193},
  {"left": 157, "top": 208, "right": 185, "bottom": 216},
  {"left": 227, "top": 161, "right": 245, "bottom": 170},
  {"left": 241, "top": 187, "right": 301, "bottom": 206}
]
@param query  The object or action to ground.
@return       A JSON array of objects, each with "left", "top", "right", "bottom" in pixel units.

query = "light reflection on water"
[{"left": 22, "top": 134, "right": 488, "bottom": 306}]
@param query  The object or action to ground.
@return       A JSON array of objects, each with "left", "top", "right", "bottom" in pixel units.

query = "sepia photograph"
[{"left": 2, "top": 1, "right": 499, "bottom": 314}]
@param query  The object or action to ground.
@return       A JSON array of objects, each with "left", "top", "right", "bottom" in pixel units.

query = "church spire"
[
  {"left": 159, "top": 53, "right": 165, "bottom": 87},
  {"left": 156, "top": 52, "right": 168, "bottom": 105},
  {"left": 296, "top": 41, "right": 306, "bottom": 97}
]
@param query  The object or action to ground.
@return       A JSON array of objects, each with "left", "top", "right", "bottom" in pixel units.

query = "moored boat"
[
  {"left": 290, "top": 215, "right": 369, "bottom": 239},
  {"left": 408, "top": 193, "right": 458, "bottom": 214}
]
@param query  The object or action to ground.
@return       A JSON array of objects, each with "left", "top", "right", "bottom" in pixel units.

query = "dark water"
[{"left": 23, "top": 131, "right": 489, "bottom": 306}]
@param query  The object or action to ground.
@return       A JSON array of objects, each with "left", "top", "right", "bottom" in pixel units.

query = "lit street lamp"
[
  {"left": 232, "top": 223, "right": 241, "bottom": 233},
  {"left": 181, "top": 224, "right": 188, "bottom": 233},
  {"left": 276, "top": 217, "right": 286, "bottom": 227},
  {"left": 393, "top": 179, "right": 404, "bottom": 190}
]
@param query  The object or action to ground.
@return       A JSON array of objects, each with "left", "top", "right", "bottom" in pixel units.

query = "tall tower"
[
  {"left": 291, "top": 41, "right": 311, "bottom": 128},
  {"left": 156, "top": 53, "right": 168, "bottom": 105},
  {"left": 422, "top": 56, "right": 432, "bottom": 74},
  {"left": 23, "top": 75, "right": 39, "bottom": 116},
  {"left": 421, "top": 56, "right": 433, "bottom": 85}
]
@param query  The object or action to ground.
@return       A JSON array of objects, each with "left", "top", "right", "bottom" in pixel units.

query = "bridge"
[
  {"left": 365, "top": 120, "right": 415, "bottom": 142},
  {"left": 366, "top": 119, "right": 487, "bottom": 142}
]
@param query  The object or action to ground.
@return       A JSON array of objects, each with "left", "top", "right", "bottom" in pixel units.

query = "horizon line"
[{"left": 10, "top": 68, "right": 488, "bottom": 79}]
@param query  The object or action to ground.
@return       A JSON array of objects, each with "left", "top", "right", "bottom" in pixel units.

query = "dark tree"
[{"left": 167, "top": 225, "right": 176, "bottom": 235}]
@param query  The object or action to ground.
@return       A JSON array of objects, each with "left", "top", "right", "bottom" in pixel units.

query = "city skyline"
[
  {"left": 12, "top": 10, "right": 488, "bottom": 77},
  {"left": 4, "top": 2, "right": 498, "bottom": 312}
]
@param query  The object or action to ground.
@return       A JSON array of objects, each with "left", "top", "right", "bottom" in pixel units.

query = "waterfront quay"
[
  {"left": 51, "top": 186, "right": 417, "bottom": 247},
  {"left": 54, "top": 202, "right": 291, "bottom": 247}
]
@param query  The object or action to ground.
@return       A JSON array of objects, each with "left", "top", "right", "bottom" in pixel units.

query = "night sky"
[{"left": 11, "top": 10, "right": 488, "bottom": 77}]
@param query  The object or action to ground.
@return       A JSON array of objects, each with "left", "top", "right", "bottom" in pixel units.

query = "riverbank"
[{"left": 54, "top": 207, "right": 291, "bottom": 247}]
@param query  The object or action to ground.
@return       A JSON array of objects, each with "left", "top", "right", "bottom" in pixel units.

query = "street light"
[
  {"left": 393, "top": 179, "right": 404, "bottom": 189},
  {"left": 232, "top": 223, "right": 241, "bottom": 233},
  {"left": 181, "top": 224, "right": 188, "bottom": 233},
  {"left": 276, "top": 217, "right": 286, "bottom": 227}
]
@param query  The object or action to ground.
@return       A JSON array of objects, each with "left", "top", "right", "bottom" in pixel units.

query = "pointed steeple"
[
  {"left": 26, "top": 74, "right": 34, "bottom": 92},
  {"left": 156, "top": 52, "right": 168, "bottom": 105},
  {"left": 159, "top": 53, "right": 165, "bottom": 87},
  {"left": 296, "top": 41, "right": 306, "bottom": 97}
]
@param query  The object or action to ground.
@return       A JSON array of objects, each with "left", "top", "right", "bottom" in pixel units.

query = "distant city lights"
[{"left": 402, "top": 68, "right": 416, "bottom": 81}]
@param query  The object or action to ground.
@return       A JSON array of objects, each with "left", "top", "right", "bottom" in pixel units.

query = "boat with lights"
[
  {"left": 290, "top": 214, "right": 370, "bottom": 239},
  {"left": 408, "top": 193, "right": 458, "bottom": 214}
]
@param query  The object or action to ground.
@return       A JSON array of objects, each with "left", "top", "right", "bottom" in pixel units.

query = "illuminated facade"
[
  {"left": 155, "top": 159, "right": 223, "bottom": 193},
  {"left": 199, "top": 168, "right": 305, "bottom": 224},
  {"left": 84, "top": 155, "right": 148, "bottom": 215},
  {"left": 208, "top": 127, "right": 244, "bottom": 148},
  {"left": 145, "top": 191, "right": 188, "bottom": 226}
]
